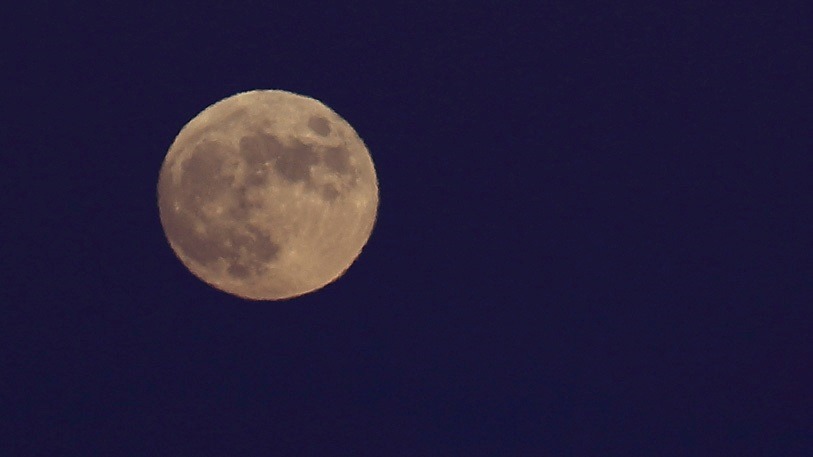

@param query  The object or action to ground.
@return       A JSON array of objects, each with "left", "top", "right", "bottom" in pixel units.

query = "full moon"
[{"left": 157, "top": 90, "right": 378, "bottom": 300}]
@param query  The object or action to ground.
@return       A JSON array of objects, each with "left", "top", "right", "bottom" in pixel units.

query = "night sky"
[{"left": 3, "top": 2, "right": 810, "bottom": 456}]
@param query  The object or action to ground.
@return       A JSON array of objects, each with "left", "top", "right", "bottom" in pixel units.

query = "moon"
[{"left": 157, "top": 90, "right": 378, "bottom": 300}]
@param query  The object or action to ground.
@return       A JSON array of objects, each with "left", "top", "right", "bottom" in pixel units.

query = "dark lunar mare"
[
  {"left": 159, "top": 139, "right": 281, "bottom": 276},
  {"left": 237, "top": 132, "right": 359, "bottom": 202},
  {"left": 159, "top": 125, "right": 367, "bottom": 283},
  {"left": 158, "top": 91, "right": 378, "bottom": 299},
  {"left": 307, "top": 116, "right": 331, "bottom": 136}
]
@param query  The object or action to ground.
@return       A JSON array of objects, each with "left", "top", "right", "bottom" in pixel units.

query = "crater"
[
  {"left": 321, "top": 184, "right": 340, "bottom": 201},
  {"left": 307, "top": 116, "right": 331, "bottom": 136}
]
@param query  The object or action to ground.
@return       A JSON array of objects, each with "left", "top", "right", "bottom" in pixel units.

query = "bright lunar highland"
[{"left": 157, "top": 90, "right": 378, "bottom": 300}]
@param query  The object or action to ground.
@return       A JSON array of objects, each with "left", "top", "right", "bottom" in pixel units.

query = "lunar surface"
[{"left": 157, "top": 90, "right": 378, "bottom": 300}]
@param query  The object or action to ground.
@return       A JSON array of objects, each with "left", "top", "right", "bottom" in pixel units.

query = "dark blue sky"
[{"left": 2, "top": 2, "right": 810, "bottom": 456}]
